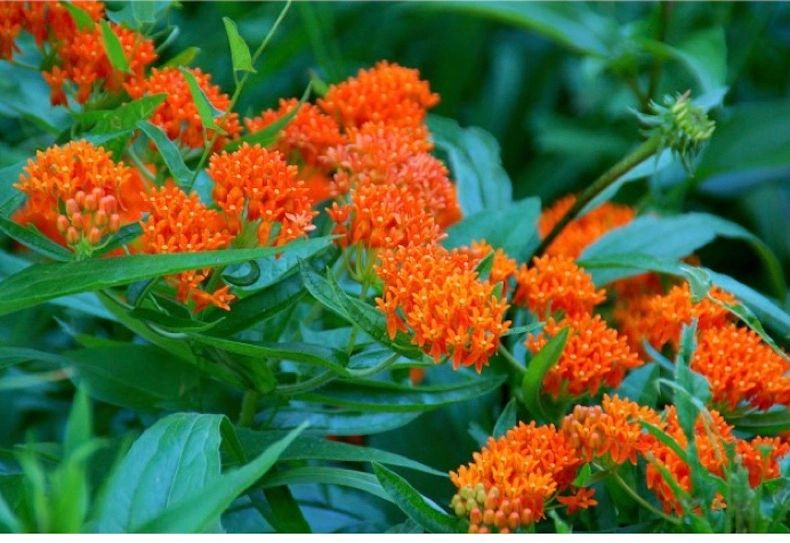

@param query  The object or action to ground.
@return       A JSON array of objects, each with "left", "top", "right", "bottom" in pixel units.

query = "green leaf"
[
  {"left": 728, "top": 409, "right": 790, "bottom": 436},
  {"left": 222, "top": 17, "right": 255, "bottom": 73},
  {"left": 617, "top": 363, "right": 659, "bottom": 408},
  {"left": 99, "top": 20, "right": 131, "bottom": 74},
  {"left": 163, "top": 47, "right": 201, "bottom": 68},
  {"left": 444, "top": 197, "right": 540, "bottom": 261},
  {"left": 372, "top": 463, "right": 459, "bottom": 533},
  {"left": 138, "top": 121, "right": 194, "bottom": 188},
  {"left": 236, "top": 428, "right": 444, "bottom": 476},
  {"left": 572, "top": 464, "right": 592, "bottom": 487},
  {"left": 262, "top": 466, "right": 390, "bottom": 502},
  {"left": 227, "top": 82, "right": 312, "bottom": 151},
  {"left": 63, "top": 387, "right": 92, "bottom": 459},
  {"left": 86, "top": 94, "right": 167, "bottom": 134},
  {"left": 0, "top": 215, "right": 72, "bottom": 261},
  {"left": 94, "top": 413, "right": 226, "bottom": 532},
  {"left": 705, "top": 270, "right": 790, "bottom": 337},
  {"left": 180, "top": 67, "right": 224, "bottom": 133},
  {"left": 262, "top": 409, "right": 420, "bottom": 436},
  {"left": 137, "top": 422, "right": 308, "bottom": 533},
  {"left": 131, "top": 1, "right": 157, "bottom": 24},
  {"left": 68, "top": 344, "right": 200, "bottom": 411},
  {"left": 0, "top": 242, "right": 315, "bottom": 316},
  {"left": 493, "top": 398, "right": 517, "bottom": 437},
  {"left": 0, "top": 346, "right": 70, "bottom": 370},
  {"left": 297, "top": 374, "right": 505, "bottom": 413},
  {"left": 63, "top": 1, "right": 95, "bottom": 31},
  {"left": 0, "top": 490, "right": 20, "bottom": 533},
  {"left": 95, "top": 223, "right": 143, "bottom": 255},
  {"left": 429, "top": 115, "right": 512, "bottom": 215},
  {"left": 521, "top": 327, "right": 568, "bottom": 421}
]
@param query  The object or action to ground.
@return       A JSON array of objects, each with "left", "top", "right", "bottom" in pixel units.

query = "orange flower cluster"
[
  {"left": 450, "top": 421, "right": 580, "bottom": 533},
  {"left": 452, "top": 395, "right": 789, "bottom": 531},
  {"left": 139, "top": 183, "right": 235, "bottom": 311},
  {"left": 461, "top": 240, "right": 518, "bottom": 286},
  {"left": 0, "top": 2, "right": 25, "bottom": 60},
  {"left": 375, "top": 244, "right": 511, "bottom": 371},
  {"left": 125, "top": 67, "right": 240, "bottom": 149},
  {"left": 318, "top": 60, "right": 439, "bottom": 129},
  {"left": 513, "top": 255, "right": 605, "bottom": 318},
  {"left": 692, "top": 324, "right": 790, "bottom": 411},
  {"left": 208, "top": 143, "right": 317, "bottom": 247},
  {"left": 527, "top": 314, "right": 643, "bottom": 398},
  {"left": 13, "top": 140, "right": 144, "bottom": 246},
  {"left": 538, "top": 195, "right": 635, "bottom": 259}
]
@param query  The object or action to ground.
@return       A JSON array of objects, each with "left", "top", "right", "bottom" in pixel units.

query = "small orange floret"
[
  {"left": 125, "top": 67, "right": 240, "bottom": 149},
  {"left": 461, "top": 240, "right": 518, "bottom": 286},
  {"left": 539, "top": 195, "right": 635, "bottom": 259},
  {"left": 692, "top": 323, "right": 790, "bottom": 411},
  {"left": 449, "top": 421, "right": 580, "bottom": 533},
  {"left": 375, "top": 244, "right": 511, "bottom": 372},
  {"left": 21, "top": 1, "right": 104, "bottom": 48},
  {"left": 319, "top": 60, "right": 439, "bottom": 129},
  {"left": 513, "top": 255, "right": 605, "bottom": 318},
  {"left": 736, "top": 436, "right": 790, "bottom": 487},
  {"left": 208, "top": 143, "right": 317, "bottom": 247},
  {"left": 139, "top": 183, "right": 235, "bottom": 312},
  {"left": 0, "top": 1, "right": 25, "bottom": 60},
  {"left": 13, "top": 140, "right": 145, "bottom": 246},
  {"left": 557, "top": 487, "right": 597, "bottom": 515},
  {"left": 527, "top": 314, "right": 643, "bottom": 398}
]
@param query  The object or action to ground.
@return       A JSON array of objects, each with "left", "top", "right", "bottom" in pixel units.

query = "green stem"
[
  {"left": 535, "top": 134, "right": 662, "bottom": 257},
  {"left": 611, "top": 471, "right": 681, "bottom": 526},
  {"left": 347, "top": 352, "right": 400, "bottom": 378},
  {"left": 238, "top": 389, "right": 260, "bottom": 427},
  {"left": 276, "top": 370, "right": 335, "bottom": 395},
  {"left": 498, "top": 344, "right": 525, "bottom": 375}
]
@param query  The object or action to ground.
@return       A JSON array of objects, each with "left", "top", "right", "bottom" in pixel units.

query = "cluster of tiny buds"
[
  {"left": 451, "top": 484, "right": 535, "bottom": 534},
  {"left": 56, "top": 187, "right": 121, "bottom": 247}
]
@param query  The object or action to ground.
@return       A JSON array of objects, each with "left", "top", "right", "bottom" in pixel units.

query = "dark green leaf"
[
  {"left": 493, "top": 398, "right": 517, "bottom": 437},
  {"left": 521, "top": 327, "right": 568, "bottom": 421},
  {"left": 0, "top": 215, "right": 72, "bottom": 262},
  {"left": 262, "top": 466, "right": 390, "bottom": 502},
  {"left": 63, "top": 387, "right": 92, "bottom": 459},
  {"left": 262, "top": 409, "right": 420, "bottom": 436},
  {"left": 138, "top": 121, "right": 194, "bottom": 188}
]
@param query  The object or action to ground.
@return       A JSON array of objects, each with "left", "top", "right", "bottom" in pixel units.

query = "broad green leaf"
[
  {"left": 94, "top": 413, "right": 226, "bottom": 532},
  {"left": 227, "top": 82, "right": 312, "bottom": 151},
  {"left": 99, "top": 20, "right": 131, "bottom": 74},
  {"left": 0, "top": 242, "right": 315, "bottom": 316},
  {"left": 297, "top": 374, "right": 506, "bottom": 412},
  {"left": 521, "top": 328, "right": 568, "bottom": 421},
  {"left": 616, "top": 363, "right": 659, "bottom": 408},
  {"left": 164, "top": 47, "right": 201, "bottom": 68},
  {"left": 429, "top": 115, "right": 512, "bottom": 215},
  {"left": 138, "top": 121, "right": 194, "bottom": 188},
  {"left": 0, "top": 215, "right": 72, "bottom": 261},
  {"left": 236, "top": 428, "right": 444, "bottom": 476},
  {"left": 67, "top": 344, "right": 200, "bottom": 411},
  {"left": 63, "top": 1, "right": 95, "bottom": 31},
  {"left": 180, "top": 67, "right": 224, "bottom": 133},
  {"left": 444, "top": 197, "right": 541, "bottom": 261},
  {"left": 492, "top": 398, "right": 517, "bottom": 437},
  {"left": 222, "top": 17, "right": 255, "bottom": 73},
  {"left": 86, "top": 94, "right": 167, "bottom": 134},
  {"left": 372, "top": 463, "right": 458, "bottom": 534},
  {"left": 137, "top": 422, "right": 308, "bottom": 533},
  {"left": 262, "top": 466, "right": 390, "bottom": 502},
  {"left": 262, "top": 409, "right": 420, "bottom": 436}
]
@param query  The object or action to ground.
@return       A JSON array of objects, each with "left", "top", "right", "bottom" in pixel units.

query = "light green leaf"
[
  {"left": 180, "top": 67, "right": 224, "bottom": 133},
  {"left": 63, "top": 387, "right": 92, "bottom": 459},
  {"left": 99, "top": 20, "right": 131, "bottom": 74},
  {"left": 138, "top": 121, "right": 194, "bottom": 188},
  {"left": 86, "top": 94, "right": 167, "bottom": 134},
  {"left": 222, "top": 17, "right": 255, "bottom": 73},
  {"left": 163, "top": 47, "right": 201, "bottom": 68},
  {"left": 521, "top": 328, "right": 568, "bottom": 421},
  {"left": 63, "top": 1, "right": 95, "bottom": 31}
]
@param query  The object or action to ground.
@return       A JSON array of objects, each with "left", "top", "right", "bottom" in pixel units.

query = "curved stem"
[
  {"left": 276, "top": 370, "right": 335, "bottom": 395},
  {"left": 535, "top": 134, "right": 662, "bottom": 257},
  {"left": 498, "top": 344, "right": 526, "bottom": 375},
  {"left": 611, "top": 471, "right": 681, "bottom": 526},
  {"left": 347, "top": 352, "right": 400, "bottom": 378}
]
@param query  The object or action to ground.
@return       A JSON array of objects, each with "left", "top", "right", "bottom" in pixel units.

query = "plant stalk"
[{"left": 238, "top": 389, "right": 260, "bottom": 427}]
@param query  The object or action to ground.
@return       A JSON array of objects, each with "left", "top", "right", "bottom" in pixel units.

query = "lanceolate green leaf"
[
  {"left": 222, "top": 17, "right": 255, "bottom": 73},
  {"left": 262, "top": 466, "right": 391, "bottom": 502},
  {"left": 99, "top": 20, "right": 131, "bottom": 74},
  {"left": 493, "top": 398, "right": 518, "bottom": 437},
  {"left": 372, "top": 463, "right": 459, "bottom": 534},
  {"left": 0, "top": 215, "right": 72, "bottom": 262},
  {"left": 138, "top": 121, "right": 194, "bottom": 188},
  {"left": 263, "top": 409, "right": 420, "bottom": 436},
  {"left": 180, "top": 67, "right": 224, "bottom": 133},
  {"left": 137, "top": 422, "right": 308, "bottom": 533},
  {"left": 521, "top": 327, "right": 568, "bottom": 421},
  {"left": 86, "top": 94, "right": 167, "bottom": 134},
  {"left": 63, "top": 1, "right": 95, "bottom": 31},
  {"left": 0, "top": 241, "right": 323, "bottom": 316},
  {"left": 164, "top": 47, "right": 201, "bottom": 68}
]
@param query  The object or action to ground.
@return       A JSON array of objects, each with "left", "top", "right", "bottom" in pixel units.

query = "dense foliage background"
[{"left": 0, "top": 1, "right": 788, "bottom": 534}]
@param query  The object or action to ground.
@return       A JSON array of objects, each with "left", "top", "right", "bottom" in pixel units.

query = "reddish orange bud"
[
  {"left": 66, "top": 198, "right": 80, "bottom": 217},
  {"left": 56, "top": 215, "right": 69, "bottom": 234},
  {"left": 66, "top": 226, "right": 80, "bottom": 245},
  {"left": 109, "top": 213, "right": 121, "bottom": 232},
  {"left": 94, "top": 210, "right": 108, "bottom": 227},
  {"left": 88, "top": 227, "right": 102, "bottom": 245},
  {"left": 84, "top": 193, "right": 97, "bottom": 212}
]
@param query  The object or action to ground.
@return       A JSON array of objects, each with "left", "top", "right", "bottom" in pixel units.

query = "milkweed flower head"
[
  {"left": 208, "top": 143, "right": 317, "bottom": 247},
  {"left": 244, "top": 98, "right": 344, "bottom": 203},
  {"left": 526, "top": 314, "right": 644, "bottom": 398},
  {"left": 0, "top": 1, "right": 25, "bottom": 60},
  {"left": 375, "top": 244, "right": 511, "bottom": 372},
  {"left": 539, "top": 195, "right": 635, "bottom": 259},
  {"left": 691, "top": 323, "right": 790, "bottom": 411},
  {"left": 460, "top": 240, "right": 518, "bottom": 286},
  {"left": 13, "top": 140, "right": 145, "bottom": 249},
  {"left": 125, "top": 67, "right": 240, "bottom": 149},
  {"left": 139, "top": 183, "right": 235, "bottom": 311},
  {"left": 513, "top": 255, "right": 605, "bottom": 318},
  {"left": 449, "top": 421, "right": 580, "bottom": 533},
  {"left": 319, "top": 60, "right": 439, "bottom": 129}
]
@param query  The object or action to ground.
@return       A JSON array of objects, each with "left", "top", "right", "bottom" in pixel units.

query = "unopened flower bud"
[
  {"left": 74, "top": 190, "right": 86, "bottom": 206},
  {"left": 56, "top": 214, "right": 69, "bottom": 233},
  {"left": 66, "top": 226, "right": 80, "bottom": 245},
  {"left": 66, "top": 198, "right": 80, "bottom": 217},
  {"left": 94, "top": 209, "right": 108, "bottom": 227},
  {"left": 84, "top": 193, "right": 97, "bottom": 212},
  {"left": 109, "top": 213, "right": 121, "bottom": 232},
  {"left": 88, "top": 227, "right": 102, "bottom": 245}
]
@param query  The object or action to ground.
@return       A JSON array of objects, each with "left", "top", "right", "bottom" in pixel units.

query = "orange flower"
[
  {"left": 450, "top": 421, "right": 580, "bottom": 533},
  {"left": 513, "top": 255, "right": 605, "bottom": 318},
  {"left": 539, "top": 195, "right": 635, "bottom": 259},
  {"left": 208, "top": 143, "right": 317, "bottom": 247},
  {"left": 691, "top": 323, "right": 790, "bottom": 411},
  {"left": 13, "top": 140, "right": 145, "bottom": 246},
  {"left": 390, "top": 152, "right": 462, "bottom": 229},
  {"left": 562, "top": 394, "right": 663, "bottom": 466},
  {"left": 125, "top": 67, "right": 240, "bottom": 149},
  {"left": 617, "top": 282, "right": 735, "bottom": 352},
  {"left": 22, "top": 1, "right": 104, "bottom": 47},
  {"left": 319, "top": 60, "right": 439, "bottom": 129},
  {"left": 0, "top": 1, "right": 24, "bottom": 60},
  {"left": 736, "top": 436, "right": 790, "bottom": 487},
  {"left": 527, "top": 314, "right": 644, "bottom": 398},
  {"left": 375, "top": 244, "right": 511, "bottom": 372},
  {"left": 460, "top": 240, "right": 518, "bottom": 286},
  {"left": 139, "top": 183, "right": 235, "bottom": 311},
  {"left": 557, "top": 487, "right": 597, "bottom": 515},
  {"left": 244, "top": 98, "right": 344, "bottom": 202}
]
